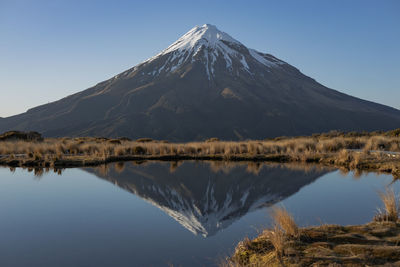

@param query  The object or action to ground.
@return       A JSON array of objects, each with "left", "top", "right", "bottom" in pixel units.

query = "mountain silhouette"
[{"left": 2, "top": 24, "right": 399, "bottom": 140}]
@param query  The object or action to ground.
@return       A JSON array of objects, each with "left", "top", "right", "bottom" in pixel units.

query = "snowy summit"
[
  {"left": 142, "top": 24, "right": 285, "bottom": 79},
  {"left": 159, "top": 24, "right": 242, "bottom": 55}
]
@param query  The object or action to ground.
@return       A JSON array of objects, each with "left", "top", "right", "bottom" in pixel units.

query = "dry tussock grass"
[
  {"left": 0, "top": 135, "right": 399, "bottom": 158},
  {"left": 374, "top": 187, "right": 399, "bottom": 222},
  {"left": 0, "top": 133, "right": 399, "bottom": 172},
  {"left": 269, "top": 206, "right": 299, "bottom": 239},
  {"left": 263, "top": 225, "right": 286, "bottom": 258},
  {"left": 257, "top": 206, "right": 300, "bottom": 260}
]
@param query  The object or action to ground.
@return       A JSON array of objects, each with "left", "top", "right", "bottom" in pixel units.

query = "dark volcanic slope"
[{"left": 1, "top": 24, "right": 399, "bottom": 140}]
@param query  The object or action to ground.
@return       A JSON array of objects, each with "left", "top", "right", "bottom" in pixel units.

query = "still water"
[{"left": 0, "top": 161, "right": 398, "bottom": 266}]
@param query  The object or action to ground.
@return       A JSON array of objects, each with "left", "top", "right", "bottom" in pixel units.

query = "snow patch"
[{"left": 249, "top": 48, "right": 282, "bottom": 68}]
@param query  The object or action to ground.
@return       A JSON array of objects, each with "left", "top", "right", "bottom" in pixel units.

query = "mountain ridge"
[{"left": 1, "top": 24, "right": 399, "bottom": 140}]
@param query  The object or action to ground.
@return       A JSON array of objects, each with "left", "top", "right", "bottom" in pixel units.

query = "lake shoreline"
[
  {"left": 0, "top": 130, "right": 399, "bottom": 177},
  {"left": 228, "top": 220, "right": 400, "bottom": 266},
  {"left": 0, "top": 150, "right": 399, "bottom": 178},
  {"left": 226, "top": 186, "right": 400, "bottom": 266}
]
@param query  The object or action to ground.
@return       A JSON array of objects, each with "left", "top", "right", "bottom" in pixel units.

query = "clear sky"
[{"left": 0, "top": 0, "right": 399, "bottom": 117}]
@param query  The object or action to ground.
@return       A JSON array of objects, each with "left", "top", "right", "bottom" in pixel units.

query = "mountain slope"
[{"left": 1, "top": 24, "right": 399, "bottom": 140}]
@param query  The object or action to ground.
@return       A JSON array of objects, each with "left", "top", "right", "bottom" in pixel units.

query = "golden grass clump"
[
  {"left": 263, "top": 225, "right": 285, "bottom": 258},
  {"left": 269, "top": 206, "right": 299, "bottom": 239},
  {"left": 256, "top": 206, "right": 300, "bottom": 259},
  {"left": 374, "top": 187, "right": 399, "bottom": 222},
  {"left": 336, "top": 149, "right": 352, "bottom": 165}
]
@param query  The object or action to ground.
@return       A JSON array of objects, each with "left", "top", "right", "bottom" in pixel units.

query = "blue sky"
[{"left": 0, "top": 0, "right": 399, "bottom": 117}]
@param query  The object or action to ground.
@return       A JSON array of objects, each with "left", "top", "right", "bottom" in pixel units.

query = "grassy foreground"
[
  {"left": 225, "top": 189, "right": 400, "bottom": 266},
  {"left": 0, "top": 130, "right": 399, "bottom": 176}
]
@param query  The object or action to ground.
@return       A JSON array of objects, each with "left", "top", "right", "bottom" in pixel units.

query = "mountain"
[
  {"left": 1, "top": 24, "right": 400, "bottom": 140},
  {"left": 84, "top": 161, "right": 329, "bottom": 237}
]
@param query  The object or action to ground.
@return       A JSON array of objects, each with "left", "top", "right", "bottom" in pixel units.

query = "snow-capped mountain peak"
[
  {"left": 160, "top": 24, "right": 242, "bottom": 55},
  {"left": 140, "top": 24, "right": 285, "bottom": 80},
  {"left": 4, "top": 24, "right": 400, "bottom": 140}
]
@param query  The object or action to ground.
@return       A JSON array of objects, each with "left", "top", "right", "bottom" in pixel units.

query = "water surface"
[{"left": 0, "top": 162, "right": 398, "bottom": 266}]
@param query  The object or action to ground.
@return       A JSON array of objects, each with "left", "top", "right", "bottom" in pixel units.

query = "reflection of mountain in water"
[{"left": 85, "top": 162, "right": 329, "bottom": 237}]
